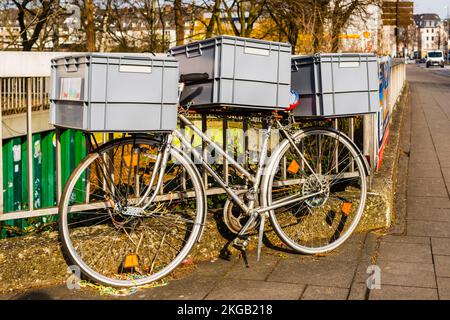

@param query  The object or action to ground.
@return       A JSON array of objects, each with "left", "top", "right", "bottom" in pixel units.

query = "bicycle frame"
[{"left": 138, "top": 113, "right": 326, "bottom": 224}]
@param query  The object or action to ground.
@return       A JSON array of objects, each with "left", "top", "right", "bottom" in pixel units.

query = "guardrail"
[{"left": 0, "top": 58, "right": 407, "bottom": 226}]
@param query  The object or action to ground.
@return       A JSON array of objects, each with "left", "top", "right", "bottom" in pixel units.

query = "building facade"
[{"left": 414, "top": 13, "right": 448, "bottom": 59}]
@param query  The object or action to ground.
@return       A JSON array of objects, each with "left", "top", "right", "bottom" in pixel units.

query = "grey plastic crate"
[
  {"left": 49, "top": 53, "right": 179, "bottom": 132},
  {"left": 291, "top": 53, "right": 380, "bottom": 118},
  {"left": 169, "top": 35, "right": 291, "bottom": 112}
]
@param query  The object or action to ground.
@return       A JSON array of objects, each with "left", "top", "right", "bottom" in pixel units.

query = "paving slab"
[
  {"left": 408, "top": 208, "right": 450, "bottom": 222},
  {"left": 407, "top": 178, "right": 448, "bottom": 198},
  {"left": 431, "top": 238, "right": 450, "bottom": 256},
  {"left": 381, "top": 235, "right": 430, "bottom": 245},
  {"left": 347, "top": 283, "right": 368, "bottom": 300},
  {"left": 225, "top": 253, "right": 280, "bottom": 281},
  {"left": 407, "top": 197, "right": 450, "bottom": 210},
  {"left": 437, "top": 277, "right": 450, "bottom": 300},
  {"left": 377, "top": 242, "right": 432, "bottom": 264},
  {"left": 190, "top": 259, "right": 235, "bottom": 278},
  {"left": 377, "top": 261, "right": 436, "bottom": 288},
  {"left": 138, "top": 276, "right": 221, "bottom": 300},
  {"left": 205, "top": 279, "right": 305, "bottom": 300},
  {"left": 437, "top": 152, "right": 450, "bottom": 167},
  {"left": 407, "top": 220, "right": 450, "bottom": 238},
  {"left": 433, "top": 255, "right": 450, "bottom": 278},
  {"left": 442, "top": 168, "right": 450, "bottom": 187},
  {"left": 312, "top": 238, "right": 364, "bottom": 262},
  {"left": 409, "top": 152, "right": 439, "bottom": 165},
  {"left": 369, "top": 285, "right": 438, "bottom": 300},
  {"left": 407, "top": 165, "right": 443, "bottom": 178},
  {"left": 300, "top": 286, "right": 348, "bottom": 300},
  {"left": 266, "top": 258, "right": 358, "bottom": 289}
]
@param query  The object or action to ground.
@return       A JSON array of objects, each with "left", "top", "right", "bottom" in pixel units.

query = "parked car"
[{"left": 426, "top": 50, "right": 445, "bottom": 68}]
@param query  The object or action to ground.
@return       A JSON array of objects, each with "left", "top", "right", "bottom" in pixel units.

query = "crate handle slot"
[
  {"left": 118, "top": 57, "right": 153, "bottom": 73},
  {"left": 338, "top": 61, "right": 361, "bottom": 68},
  {"left": 244, "top": 47, "right": 270, "bottom": 56},
  {"left": 186, "top": 43, "right": 203, "bottom": 58},
  {"left": 64, "top": 57, "right": 79, "bottom": 72},
  {"left": 243, "top": 39, "right": 270, "bottom": 56}
]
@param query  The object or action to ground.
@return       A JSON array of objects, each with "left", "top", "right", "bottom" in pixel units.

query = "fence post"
[
  {"left": 223, "top": 117, "right": 229, "bottom": 185},
  {"left": 56, "top": 127, "right": 62, "bottom": 204},
  {"left": 27, "top": 77, "right": 33, "bottom": 211},
  {"left": 363, "top": 113, "right": 377, "bottom": 174},
  {"left": 0, "top": 78, "right": 3, "bottom": 214}
]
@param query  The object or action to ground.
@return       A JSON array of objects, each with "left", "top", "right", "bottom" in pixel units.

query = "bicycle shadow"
[{"left": 210, "top": 209, "right": 301, "bottom": 262}]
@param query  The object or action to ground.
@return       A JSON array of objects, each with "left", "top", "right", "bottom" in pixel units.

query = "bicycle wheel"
[
  {"left": 263, "top": 128, "right": 367, "bottom": 254},
  {"left": 59, "top": 136, "right": 205, "bottom": 287}
]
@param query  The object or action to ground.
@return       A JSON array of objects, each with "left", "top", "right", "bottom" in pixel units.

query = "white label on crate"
[
  {"left": 60, "top": 77, "right": 82, "bottom": 100},
  {"left": 12, "top": 145, "right": 21, "bottom": 162},
  {"left": 14, "top": 164, "right": 19, "bottom": 173},
  {"left": 339, "top": 61, "right": 360, "bottom": 68},
  {"left": 244, "top": 47, "right": 270, "bottom": 56},
  {"left": 119, "top": 65, "right": 152, "bottom": 73}
]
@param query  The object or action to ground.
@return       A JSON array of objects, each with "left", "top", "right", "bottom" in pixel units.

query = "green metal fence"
[{"left": 0, "top": 129, "right": 86, "bottom": 238}]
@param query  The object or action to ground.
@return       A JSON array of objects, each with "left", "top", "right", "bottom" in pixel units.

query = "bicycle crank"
[{"left": 223, "top": 192, "right": 259, "bottom": 234}]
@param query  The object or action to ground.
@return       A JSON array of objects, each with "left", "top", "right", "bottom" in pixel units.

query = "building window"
[{"left": 432, "top": 36, "right": 435, "bottom": 41}]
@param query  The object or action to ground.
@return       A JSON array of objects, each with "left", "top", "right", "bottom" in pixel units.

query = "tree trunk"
[
  {"left": 331, "top": 26, "right": 340, "bottom": 52},
  {"left": 174, "top": 0, "right": 184, "bottom": 45},
  {"left": 311, "top": 0, "right": 329, "bottom": 53},
  {"left": 85, "top": 0, "right": 96, "bottom": 51},
  {"left": 205, "top": 0, "right": 221, "bottom": 38}
]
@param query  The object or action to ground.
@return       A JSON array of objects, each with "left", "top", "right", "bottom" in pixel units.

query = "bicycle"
[{"left": 58, "top": 73, "right": 369, "bottom": 288}]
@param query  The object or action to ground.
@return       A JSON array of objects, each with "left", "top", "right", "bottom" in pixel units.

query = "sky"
[{"left": 415, "top": 0, "right": 450, "bottom": 18}]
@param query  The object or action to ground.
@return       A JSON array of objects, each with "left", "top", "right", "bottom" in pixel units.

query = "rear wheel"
[
  {"left": 264, "top": 128, "right": 367, "bottom": 254},
  {"left": 59, "top": 136, "right": 205, "bottom": 288}
]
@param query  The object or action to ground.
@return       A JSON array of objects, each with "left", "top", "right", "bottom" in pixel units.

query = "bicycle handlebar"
[{"left": 180, "top": 73, "right": 209, "bottom": 83}]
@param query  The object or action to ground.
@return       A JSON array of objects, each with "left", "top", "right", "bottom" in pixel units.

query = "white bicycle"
[{"left": 58, "top": 73, "right": 369, "bottom": 287}]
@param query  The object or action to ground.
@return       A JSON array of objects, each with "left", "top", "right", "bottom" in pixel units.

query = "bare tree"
[
  {"left": 11, "top": 0, "right": 59, "bottom": 51},
  {"left": 266, "top": 0, "right": 312, "bottom": 53},
  {"left": 329, "top": 0, "right": 381, "bottom": 52},
  {"left": 222, "top": 0, "right": 266, "bottom": 37}
]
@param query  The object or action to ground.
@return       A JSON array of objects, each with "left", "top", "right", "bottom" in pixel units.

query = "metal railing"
[
  {"left": 0, "top": 59, "right": 407, "bottom": 222},
  {"left": 1, "top": 77, "right": 49, "bottom": 115}
]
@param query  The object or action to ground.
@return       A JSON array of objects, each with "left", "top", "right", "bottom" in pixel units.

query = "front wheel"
[
  {"left": 59, "top": 136, "right": 205, "bottom": 288},
  {"left": 263, "top": 128, "right": 367, "bottom": 254}
]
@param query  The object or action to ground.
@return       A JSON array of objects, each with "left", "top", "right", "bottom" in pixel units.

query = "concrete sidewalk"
[{"left": 3, "top": 65, "right": 450, "bottom": 300}]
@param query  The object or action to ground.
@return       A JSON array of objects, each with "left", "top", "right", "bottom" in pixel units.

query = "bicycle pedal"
[{"left": 232, "top": 238, "right": 249, "bottom": 251}]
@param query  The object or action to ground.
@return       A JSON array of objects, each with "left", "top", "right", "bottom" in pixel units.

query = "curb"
[{"left": 356, "top": 83, "right": 410, "bottom": 232}]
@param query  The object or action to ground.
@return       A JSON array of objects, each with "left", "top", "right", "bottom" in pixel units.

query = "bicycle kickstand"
[
  {"left": 233, "top": 235, "right": 250, "bottom": 268},
  {"left": 257, "top": 213, "right": 267, "bottom": 262},
  {"left": 233, "top": 210, "right": 260, "bottom": 268}
]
